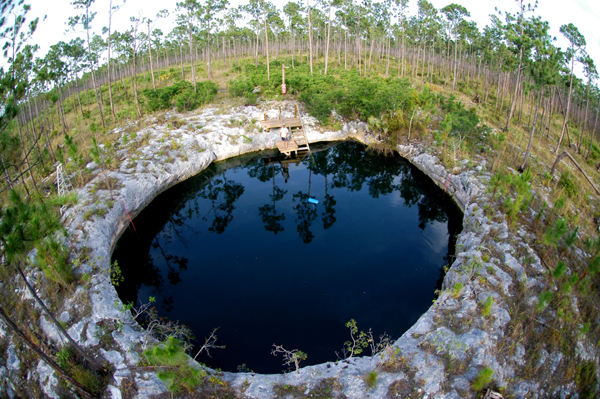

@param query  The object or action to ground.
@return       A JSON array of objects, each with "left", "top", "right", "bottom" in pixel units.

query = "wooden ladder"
[{"left": 291, "top": 117, "right": 311, "bottom": 153}]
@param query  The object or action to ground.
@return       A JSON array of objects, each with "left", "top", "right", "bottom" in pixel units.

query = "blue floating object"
[{"left": 308, "top": 198, "right": 319, "bottom": 204}]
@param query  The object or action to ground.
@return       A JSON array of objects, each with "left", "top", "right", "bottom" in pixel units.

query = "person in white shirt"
[{"left": 280, "top": 123, "right": 290, "bottom": 148}]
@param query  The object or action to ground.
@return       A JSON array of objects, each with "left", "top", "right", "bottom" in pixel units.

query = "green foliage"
[
  {"left": 496, "top": 169, "right": 533, "bottom": 222},
  {"left": 503, "top": 196, "right": 525, "bottom": 222},
  {"left": 235, "top": 64, "right": 417, "bottom": 125},
  {"left": 471, "top": 367, "right": 494, "bottom": 391},
  {"left": 588, "top": 256, "right": 600, "bottom": 275},
  {"left": 344, "top": 319, "right": 369, "bottom": 357},
  {"left": 451, "top": 282, "right": 463, "bottom": 298},
  {"left": 110, "top": 261, "right": 124, "bottom": 287},
  {"left": 564, "top": 227, "right": 579, "bottom": 247},
  {"left": 57, "top": 133, "right": 84, "bottom": 174},
  {"left": 227, "top": 76, "right": 254, "bottom": 98},
  {"left": 175, "top": 81, "right": 218, "bottom": 112},
  {"left": 561, "top": 273, "right": 579, "bottom": 294},
  {"left": 89, "top": 137, "right": 112, "bottom": 171},
  {"left": 142, "top": 81, "right": 218, "bottom": 113},
  {"left": 481, "top": 296, "right": 493, "bottom": 317},
  {"left": 55, "top": 345, "right": 106, "bottom": 395},
  {"left": 439, "top": 94, "right": 484, "bottom": 137},
  {"left": 543, "top": 218, "right": 568, "bottom": 248},
  {"left": 35, "top": 236, "right": 73, "bottom": 288},
  {"left": 144, "top": 337, "right": 207, "bottom": 395},
  {"left": 300, "top": 72, "right": 416, "bottom": 124},
  {"left": 271, "top": 344, "right": 308, "bottom": 374},
  {"left": 364, "top": 370, "right": 377, "bottom": 388},
  {"left": 558, "top": 171, "right": 578, "bottom": 198},
  {"left": 553, "top": 261, "right": 567, "bottom": 279},
  {"left": 488, "top": 131, "right": 506, "bottom": 151},
  {"left": 535, "top": 291, "right": 552, "bottom": 312},
  {"left": 0, "top": 190, "right": 63, "bottom": 263},
  {"left": 553, "top": 196, "right": 566, "bottom": 216},
  {"left": 576, "top": 361, "right": 599, "bottom": 399}
]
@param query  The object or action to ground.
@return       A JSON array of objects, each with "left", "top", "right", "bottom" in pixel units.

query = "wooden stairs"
[
  {"left": 290, "top": 124, "right": 310, "bottom": 153},
  {"left": 274, "top": 112, "right": 311, "bottom": 157}
]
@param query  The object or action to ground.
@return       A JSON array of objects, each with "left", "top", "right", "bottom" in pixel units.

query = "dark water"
[{"left": 112, "top": 141, "right": 462, "bottom": 374}]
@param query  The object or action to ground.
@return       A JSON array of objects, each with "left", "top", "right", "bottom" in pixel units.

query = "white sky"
[{"left": 6, "top": 0, "right": 600, "bottom": 80}]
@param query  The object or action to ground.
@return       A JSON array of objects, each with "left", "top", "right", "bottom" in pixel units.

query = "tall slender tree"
[
  {"left": 555, "top": 23, "right": 587, "bottom": 152},
  {"left": 201, "top": 0, "right": 228, "bottom": 79},
  {"left": 441, "top": 3, "right": 469, "bottom": 93},
  {"left": 106, "top": 0, "right": 127, "bottom": 118},
  {"left": 503, "top": 0, "right": 537, "bottom": 131},
  {"left": 519, "top": 16, "right": 559, "bottom": 170},
  {"left": 69, "top": 0, "right": 106, "bottom": 128},
  {"left": 176, "top": 0, "right": 201, "bottom": 91}
]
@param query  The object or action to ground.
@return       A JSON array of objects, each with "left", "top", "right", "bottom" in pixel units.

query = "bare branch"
[{"left": 194, "top": 327, "right": 225, "bottom": 360}]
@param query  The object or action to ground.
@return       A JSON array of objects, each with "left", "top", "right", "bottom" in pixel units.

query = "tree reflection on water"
[{"left": 112, "top": 141, "right": 463, "bottom": 373}]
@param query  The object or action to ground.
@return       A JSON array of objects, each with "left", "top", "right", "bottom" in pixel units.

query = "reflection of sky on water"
[{"left": 112, "top": 141, "right": 463, "bottom": 374}]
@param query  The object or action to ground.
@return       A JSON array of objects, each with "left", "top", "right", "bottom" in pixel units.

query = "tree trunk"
[
  {"left": 551, "top": 150, "right": 600, "bottom": 195},
  {"left": 107, "top": 0, "right": 116, "bottom": 118},
  {"left": 148, "top": 23, "right": 156, "bottom": 91},
  {"left": 14, "top": 262, "right": 102, "bottom": 369},
  {"left": 17, "top": 124, "right": 39, "bottom": 193},
  {"left": 180, "top": 42, "right": 184, "bottom": 80},
  {"left": 307, "top": 0, "right": 314, "bottom": 74},
  {"left": 586, "top": 102, "right": 600, "bottom": 160},
  {"left": 452, "top": 29, "right": 458, "bottom": 92},
  {"left": 579, "top": 84, "right": 591, "bottom": 154},
  {"left": 556, "top": 63, "right": 575, "bottom": 152},
  {"left": 0, "top": 306, "right": 98, "bottom": 399},
  {"left": 324, "top": 0, "right": 331, "bottom": 75},
  {"left": 132, "top": 52, "right": 142, "bottom": 118},
  {"left": 188, "top": 18, "right": 197, "bottom": 91},
  {"left": 520, "top": 92, "right": 541, "bottom": 171},
  {"left": 84, "top": 6, "right": 105, "bottom": 128},
  {"left": 207, "top": 28, "right": 213, "bottom": 79},
  {"left": 263, "top": 3, "right": 270, "bottom": 80}
]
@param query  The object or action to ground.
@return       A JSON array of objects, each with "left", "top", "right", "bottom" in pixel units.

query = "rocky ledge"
[{"left": 0, "top": 101, "right": 580, "bottom": 398}]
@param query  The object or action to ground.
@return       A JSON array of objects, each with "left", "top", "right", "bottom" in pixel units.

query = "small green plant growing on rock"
[
  {"left": 35, "top": 236, "right": 74, "bottom": 288},
  {"left": 471, "top": 366, "right": 494, "bottom": 391},
  {"left": 535, "top": 291, "right": 553, "bottom": 312},
  {"left": 364, "top": 370, "right": 378, "bottom": 388},
  {"left": 481, "top": 296, "right": 493, "bottom": 317},
  {"left": 576, "top": 360, "right": 599, "bottom": 398},
  {"left": 271, "top": 344, "right": 307, "bottom": 374},
  {"left": 451, "top": 283, "right": 464, "bottom": 298},
  {"left": 543, "top": 218, "right": 568, "bottom": 248},
  {"left": 144, "top": 336, "right": 206, "bottom": 395}
]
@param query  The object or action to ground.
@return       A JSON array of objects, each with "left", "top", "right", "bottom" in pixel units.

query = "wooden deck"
[
  {"left": 276, "top": 139, "right": 299, "bottom": 156},
  {"left": 261, "top": 106, "right": 311, "bottom": 157},
  {"left": 259, "top": 117, "right": 302, "bottom": 131}
]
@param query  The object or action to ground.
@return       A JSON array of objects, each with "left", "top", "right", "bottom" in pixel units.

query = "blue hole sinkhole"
[{"left": 112, "top": 141, "right": 463, "bottom": 374}]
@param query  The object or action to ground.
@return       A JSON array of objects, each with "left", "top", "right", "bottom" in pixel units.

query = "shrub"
[
  {"left": 142, "top": 81, "right": 217, "bottom": 113},
  {"left": 35, "top": 236, "right": 74, "bottom": 288},
  {"left": 471, "top": 367, "right": 494, "bottom": 391},
  {"left": 227, "top": 76, "right": 254, "bottom": 97},
  {"left": 364, "top": 371, "right": 377, "bottom": 388},
  {"left": 543, "top": 218, "right": 568, "bottom": 248},
  {"left": 576, "top": 361, "right": 599, "bottom": 399},
  {"left": 559, "top": 171, "right": 577, "bottom": 198},
  {"left": 451, "top": 282, "right": 463, "bottom": 298},
  {"left": 481, "top": 296, "right": 493, "bottom": 317},
  {"left": 144, "top": 337, "right": 207, "bottom": 395},
  {"left": 535, "top": 291, "right": 552, "bottom": 312}
]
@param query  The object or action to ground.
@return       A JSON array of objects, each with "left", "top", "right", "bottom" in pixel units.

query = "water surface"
[{"left": 112, "top": 141, "right": 462, "bottom": 373}]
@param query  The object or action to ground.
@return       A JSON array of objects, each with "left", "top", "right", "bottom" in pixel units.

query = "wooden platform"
[
  {"left": 259, "top": 117, "right": 302, "bottom": 131},
  {"left": 276, "top": 139, "right": 298, "bottom": 156}
]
